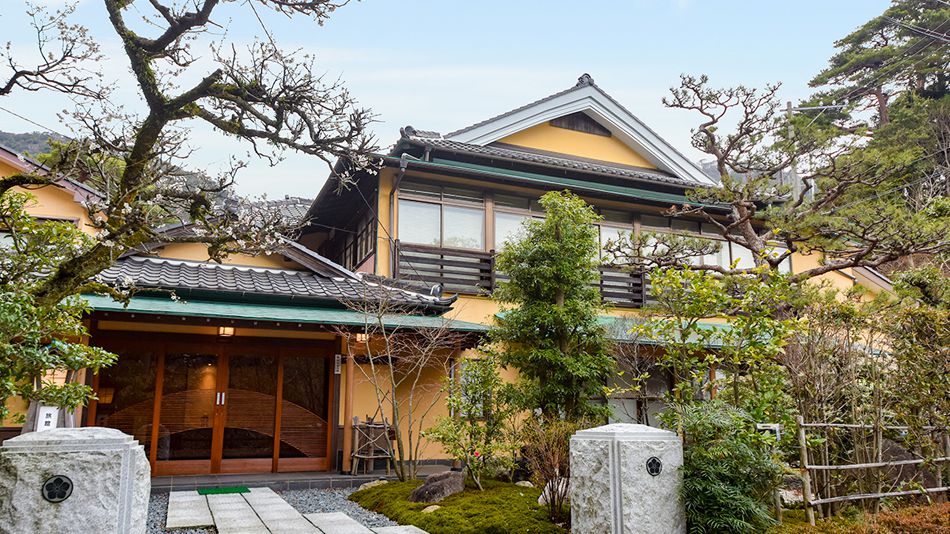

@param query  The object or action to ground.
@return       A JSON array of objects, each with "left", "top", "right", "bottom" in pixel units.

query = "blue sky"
[{"left": 0, "top": 0, "right": 889, "bottom": 197}]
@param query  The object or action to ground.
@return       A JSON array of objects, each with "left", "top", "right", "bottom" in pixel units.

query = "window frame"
[{"left": 398, "top": 178, "right": 487, "bottom": 251}]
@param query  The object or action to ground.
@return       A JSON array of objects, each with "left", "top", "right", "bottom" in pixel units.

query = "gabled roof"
[{"left": 441, "top": 74, "right": 716, "bottom": 187}]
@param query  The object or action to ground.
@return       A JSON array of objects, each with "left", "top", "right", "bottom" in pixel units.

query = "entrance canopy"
[{"left": 83, "top": 294, "right": 488, "bottom": 332}]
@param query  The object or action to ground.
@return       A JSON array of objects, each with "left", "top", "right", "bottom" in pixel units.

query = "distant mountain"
[{"left": 0, "top": 130, "right": 68, "bottom": 157}]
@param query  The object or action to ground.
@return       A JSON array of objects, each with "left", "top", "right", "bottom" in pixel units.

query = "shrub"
[
  {"left": 677, "top": 401, "right": 783, "bottom": 534},
  {"left": 349, "top": 479, "right": 566, "bottom": 534},
  {"left": 521, "top": 418, "right": 578, "bottom": 524},
  {"left": 425, "top": 356, "right": 517, "bottom": 490},
  {"left": 772, "top": 502, "right": 950, "bottom": 533}
]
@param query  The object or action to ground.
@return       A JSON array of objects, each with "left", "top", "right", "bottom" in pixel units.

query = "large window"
[
  {"left": 398, "top": 179, "right": 485, "bottom": 250},
  {"left": 493, "top": 194, "right": 546, "bottom": 250},
  {"left": 641, "top": 215, "right": 791, "bottom": 272}
]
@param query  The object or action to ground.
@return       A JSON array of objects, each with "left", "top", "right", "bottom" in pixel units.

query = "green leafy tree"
[
  {"left": 636, "top": 267, "right": 800, "bottom": 434},
  {"left": 808, "top": 0, "right": 950, "bottom": 128},
  {"left": 425, "top": 356, "right": 517, "bottom": 491},
  {"left": 490, "top": 190, "right": 614, "bottom": 420},
  {"left": 890, "top": 266, "right": 950, "bottom": 451},
  {"left": 0, "top": 191, "right": 115, "bottom": 424}
]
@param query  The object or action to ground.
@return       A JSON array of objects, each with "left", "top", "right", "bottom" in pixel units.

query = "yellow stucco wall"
[
  {"left": 157, "top": 242, "right": 302, "bottom": 270},
  {"left": 498, "top": 122, "right": 657, "bottom": 169}
]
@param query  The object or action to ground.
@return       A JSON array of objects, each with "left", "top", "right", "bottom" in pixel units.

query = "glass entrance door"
[
  {"left": 219, "top": 352, "right": 280, "bottom": 473},
  {"left": 89, "top": 335, "right": 333, "bottom": 476},
  {"left": 156, "top": 351, "right": 219, "bottom": 474}
]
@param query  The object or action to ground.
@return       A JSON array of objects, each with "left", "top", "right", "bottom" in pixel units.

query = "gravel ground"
[
  {"left": 279, "top": 487, "right": 397, "bottom": 529},
  {"left": 146, "top": 487, "right": 394, "bottom": 533}
]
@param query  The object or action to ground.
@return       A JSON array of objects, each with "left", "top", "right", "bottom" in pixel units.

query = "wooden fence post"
[{"left": 797, "top": 416, "right": 816, "bottom": 526}]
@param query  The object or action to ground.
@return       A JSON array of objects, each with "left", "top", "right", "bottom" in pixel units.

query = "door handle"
[{"left": 219, "top": 391, "right": 226, "bottom": 406}]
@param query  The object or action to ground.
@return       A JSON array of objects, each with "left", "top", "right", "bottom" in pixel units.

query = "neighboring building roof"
[
  {"left": 0, "top": 142, "right": 105, "bottom": 203},
  {"left": 255, "top": 195, "right": 312, "bottom": 226},
  {"left": 83, "top": 294, "right": 488, "bottom": 332},
  {"left": 95, "top": 255, "right": 455, "bottom": 312},
  {"left": 439, "top": 74, "right": 717, "bottom": 186}
]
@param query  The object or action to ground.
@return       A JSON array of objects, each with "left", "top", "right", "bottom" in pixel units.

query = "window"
[
  {"left": 599, "top": 225, "right": 628, "bottom": 262},
  {"left": 730, "top": 243, "right": 756, "bottom": 269},
  {"left": 443, "top": 205, "right": 484, "bottom": 249},
  {"left": 338, "top": 216, "right": 377, "bottom": 270},
  {"left": 766, "top": 245, "right": 793, "bottom": 274},
  {"left": 398, "top": 200, "right": 440, "bottom": 246},
  {"left": 640, "top": 214, "right": 670, "bottom": 231},
  {"left": 398, "top": 179, "right": 485, "bottom": 250},
  {"left": 493, "top": 193, "right": 544, "bottom": 250},
  {"left": 495, "top": 211, "right": 529, "bottom": 248}
]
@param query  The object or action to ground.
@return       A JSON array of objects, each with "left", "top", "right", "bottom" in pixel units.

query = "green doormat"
[{"left": 197, "top": 486, "right": 249, "bottom": 495}]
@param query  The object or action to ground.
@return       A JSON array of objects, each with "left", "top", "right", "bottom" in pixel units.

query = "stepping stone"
[
  {"left": 243, "top": 487, "right": 319, "bottom": 533},
  {"left": 165, "top": 490, "right": 214, "bottom": 529},
  {"left": 207, "top": 493, "right": 269, "bottom": 534},
  {"left": 375, "top": 526, "right": 430, "bottom": 534},
  {"left": 305, "top": 512, "right": 375, "bottom": 534}
]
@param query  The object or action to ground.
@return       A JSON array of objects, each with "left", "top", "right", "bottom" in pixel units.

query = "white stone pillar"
[
  {"left": 0, "top": 427, "right": 150, "bottom": 534},
  {"left": 570, "top": 423, "right": 685, "bottom": 534}
]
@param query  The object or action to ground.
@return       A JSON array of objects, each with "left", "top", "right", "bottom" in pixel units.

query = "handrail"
[{"left": 394, "top": 240, "right": 646, "bottom": 306}]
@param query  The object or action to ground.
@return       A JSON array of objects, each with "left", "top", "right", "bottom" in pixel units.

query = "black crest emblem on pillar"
[
  {"left": 645, "top": 456, "right": 662, "bottom": 476},
  {"left": 42, "top": 475, "right": 73, "bottom": 503}
]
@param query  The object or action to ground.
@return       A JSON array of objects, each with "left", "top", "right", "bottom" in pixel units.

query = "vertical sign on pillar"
[
  {"left": 37, "top": 406, "right": 60, "bottom": 432},
  {"left": 334, "top": 354, "right": 342, "bottom": 375}
]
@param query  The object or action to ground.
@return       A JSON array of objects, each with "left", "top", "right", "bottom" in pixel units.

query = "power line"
[
  {"left": 885, "top": 16, "right": 950, "bottom": 44},
  {"left": 826, "top": 149, "right": 946, "bottom": 212},
  {"left": 837, "top": 16, "right": 950, "bottom": 104},
  {"left": 0, "top": 104, "right": 70, "bottom": 139}
]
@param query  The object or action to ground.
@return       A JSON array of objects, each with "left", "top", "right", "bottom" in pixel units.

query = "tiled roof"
[
  {"left": 399, "top": 133, "right": 695, "bottom": 188},
  {"left": 96, "top": 256, "right": 451, "bottom": 310},
  {"left": 254, "top": 196, "right": 312, "bottom": 226}
]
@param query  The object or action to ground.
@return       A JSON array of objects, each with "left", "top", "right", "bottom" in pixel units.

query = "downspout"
[
  {"left": 389, "top": 153, "right": 410, "bottom": 277},
  {"left": 387, "top": 146, "right": 431, "bottom": 276}
]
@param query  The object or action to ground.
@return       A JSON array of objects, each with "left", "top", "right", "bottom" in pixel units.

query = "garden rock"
[
  {"left": 515, "top": 481, "right": 534, "bottom": 488},
  {"left": 408, "top": 471, "right": 465, "bottom": 503},
  {"left": 358, "top": 479, "right": 388, "bottom": 491},
  {"left": 421, "top": 505, "right": 441, "bottom": 513},
  {"left": 537, "top": 478, "right": 569, "bottom": 506}
]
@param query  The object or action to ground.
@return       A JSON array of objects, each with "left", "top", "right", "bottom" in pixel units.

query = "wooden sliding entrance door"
[{"left": 87, "top": 334, "right": 334, "bottom": 476}]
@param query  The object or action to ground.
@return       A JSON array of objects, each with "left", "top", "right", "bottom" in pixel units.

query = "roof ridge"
[
  {"left": 125, "top": 255, "right": 319, "bottom": 277},
  {"left": 444, "top": 73, "right": 595, "bottom": 139}
]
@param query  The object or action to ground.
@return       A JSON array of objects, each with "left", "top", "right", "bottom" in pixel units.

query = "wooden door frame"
[{"left": 87, "top": 330, "right": 336, "bottom": 476}]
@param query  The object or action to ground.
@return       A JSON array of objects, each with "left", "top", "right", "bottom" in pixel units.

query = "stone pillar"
[
  {"left": 0, "top": 427, "right": 150, "bottom": 534},
  {"left": 570, "top": 423, "right": 685, "bottom": 534}
]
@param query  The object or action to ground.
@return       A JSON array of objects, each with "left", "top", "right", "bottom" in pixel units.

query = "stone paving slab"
[
  {"left": 165, "top": 490, "right": 214, "bottom": 529},
  {"left": 207, "top": 493, "right": 269, "bottom": 534},
  {"left": 243, "top": 487, "right": 320, "bottom": 533},
  {"left": 305, "top": 512, "right": 375, "bottom": 534},
  {"left": 374, "top": 526, "right": 430, "bottom": 534}
]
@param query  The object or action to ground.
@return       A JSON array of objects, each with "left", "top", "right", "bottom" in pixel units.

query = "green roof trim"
[
  {"left": 82, "top": 294, "right": 489, "bottom": 333},
  {"left": 401, "top": 157, "right": 726, "bottom": 209},
  {"left": 597, "top": 315, "right": 730, "bottom": 348}
]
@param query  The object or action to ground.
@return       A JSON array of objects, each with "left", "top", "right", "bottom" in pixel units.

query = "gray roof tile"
[
  {"left": 97, "top": 256, "right": 449, "bottom": 310},
  {"left": 401, "top": 135, "right": 693, "bottom": 187}
]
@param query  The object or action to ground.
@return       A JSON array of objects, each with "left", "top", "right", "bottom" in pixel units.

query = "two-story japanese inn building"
[{"left": 0, "top": 74, "right": 893, "bottom": 478}]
